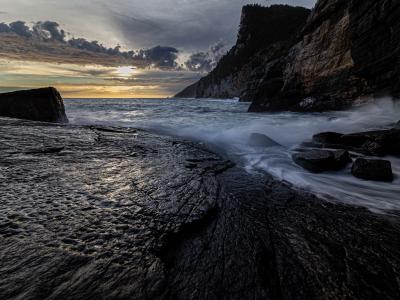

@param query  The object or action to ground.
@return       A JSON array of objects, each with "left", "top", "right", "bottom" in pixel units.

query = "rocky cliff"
[
  {"left": 177, "top": 0, "right": 400, "bottom": 112},
  {"left": 175, "top": 5, "right": 311, "bottom": 100},
  {"left": 0, "top": 87, "right": 68, "bottom": 123}
]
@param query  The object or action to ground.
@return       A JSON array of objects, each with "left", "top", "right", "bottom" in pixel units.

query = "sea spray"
[{"left": 65, "top": 97, "right": 400, "bottom": 212}]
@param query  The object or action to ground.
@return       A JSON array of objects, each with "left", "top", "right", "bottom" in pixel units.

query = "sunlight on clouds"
[
  {"left": 57, "top": 84, "right": 166, "bottom": 98},
  {"left": 116, "top": 66, "right": 136, "bottom": 77},
  {"left": 0, "top": 59, "right": 191, "bottom": 98}
]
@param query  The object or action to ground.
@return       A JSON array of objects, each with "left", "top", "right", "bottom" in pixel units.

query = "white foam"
[{"left": 65, "top": 97, "right": 400, "bottom": 213}]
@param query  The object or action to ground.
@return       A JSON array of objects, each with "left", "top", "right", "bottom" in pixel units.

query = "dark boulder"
[
  {"left": 333, "top": 149, "right": 352, "bottom": 165},
  {"left": 0, "top": 87, "right": 68, "bottom": 123},
  {"left": 247, "top": 133, "right": 281, "bottom": 147},
  {"left": 312, "top": 129, "right": 400, "bottom": 156},
  {"left": 351, "top": 158, "right": 393, "bottom": 182},
  {"left": 375, "top": 130, "right": 400, "bottom": 155},
  {"left": 361, "top": 141, "right": 385, "bottom": 157},
  {"left": 313, "top": 132, "right": 343, "bottom": 145},
  {"left": 340, "top": 133, "right": 370, "bottom": 148},
  {"left": 292, "top": 149, "right": 351, "bottom": 173}
]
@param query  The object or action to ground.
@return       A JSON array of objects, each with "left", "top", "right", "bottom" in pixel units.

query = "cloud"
[
  {"left": 0, "top": 32, "right": 137, "bottom": 67},
  {"left": 185, "top": 41, "right": 228, "bottom": 72},
  {"left": 0, "top": 1, "right": 317, "bottom": 52},
  {"left": 112, "top": 5, "right": 240, "bottom": 51},
  {"left": 0, "top": 23, "right": 11, "bottom": 33},
  {"left": 0, "top": 20, "right": 182, "bottom": 69},
  {"left": 0, "top": 18, "right": 241, "bottom": 75},
  {"left": 0, "top": 58, "right": 203, "bottom": 97},
  {"left": 33, "top": 21, "right": 66, "bottom": 42},
  {"left": 9, "top": 21, "right": 32, "bottom": 37},
  {"left": 109, "top": 1, "right": 315, "bottom": 52},
  {"left": 134, "top": 46, "right": 179, "bottom": 69}
]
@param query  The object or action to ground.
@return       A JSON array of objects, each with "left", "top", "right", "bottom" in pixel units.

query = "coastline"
[{"left": 1, "top": 117, "right": 399, "bottom": 299}]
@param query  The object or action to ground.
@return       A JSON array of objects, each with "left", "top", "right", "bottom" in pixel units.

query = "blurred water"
[{"left": 65, "top": 97, "right": 400, "bottom": 213}]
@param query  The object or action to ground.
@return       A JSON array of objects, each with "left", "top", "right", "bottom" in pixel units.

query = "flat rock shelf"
[{"left": 0, "top": 117, "right": 400, "bottom": 300}]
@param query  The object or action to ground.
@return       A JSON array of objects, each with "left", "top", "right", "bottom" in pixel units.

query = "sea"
[{"left": 65, "top": 97, "right": 400, "bottom": 213}]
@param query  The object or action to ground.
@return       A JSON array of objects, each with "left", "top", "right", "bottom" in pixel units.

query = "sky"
[{"left": 0, "top": 0, "right": 316, "bottom": 98}]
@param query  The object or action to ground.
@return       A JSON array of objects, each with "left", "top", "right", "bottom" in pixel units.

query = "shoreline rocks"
[
  {"left": 312, "top": 127, "right": 400, "bottom": 157},
  {"left": 0, "top": 87, "right": 68, "bottom": 123},
  {"left": 352, "top": 158, "right": 394, "bottom": 182},
  {"left": 1, "top": 118, "right": 400, "bottom": 299},
  {"left": 292, "top": 149, "right": 351, "bottom": 173},
  {"left": 295, "top": 122, "right": 399, "bottom": 182}
]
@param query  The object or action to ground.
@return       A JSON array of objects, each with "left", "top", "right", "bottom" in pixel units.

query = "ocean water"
[{"left": 65, "top": 97, "right": 400, "bottom": 213}]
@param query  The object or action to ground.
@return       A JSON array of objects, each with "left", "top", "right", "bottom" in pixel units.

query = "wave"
[{"left": 65, "top": 97, "right": 400, "bottom": 213}]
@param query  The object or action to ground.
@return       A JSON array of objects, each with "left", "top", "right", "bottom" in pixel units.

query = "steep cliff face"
[
  {"left": 175, "top": 5, "right": 311, "bottom": 100},
  {"left": 250, "top": 0, "right": 400, "bottom": 112},
  {"left": 177, "top": 0, "right": 400, "bottom": 112}
]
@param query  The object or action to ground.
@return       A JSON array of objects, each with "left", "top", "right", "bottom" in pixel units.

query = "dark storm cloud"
[
  {"left": 0, "top": 20, "right": 181, "bottom": 69},
  {"left": 134, "top": 46, "right": 179, "bottom": 69},
  {"left": 185, "top": 41, "right": 228, "bottom": 73},
  {"left": 9, "top": 21, "right": 32, "bottom": 37},
  {"left": 0, "top": 0, "right": 317, "bottom": 71},
  {"left": 68, "top": 38, "right": 123, "bottom": 56},
  {"left": 113, "top": 9, "right": 236, "bottom": 51},
  {"left": 33, "top": 21, "right": 66, "bottom": 42},
  {"left": 185, "top": 52, "right": 211, "bottom": 73},
  {"left": 0, "top": 23, "right": 11, "bottom": 33},
  {"left": 110, "top": 0, "right": 316, "bottom": 51}
]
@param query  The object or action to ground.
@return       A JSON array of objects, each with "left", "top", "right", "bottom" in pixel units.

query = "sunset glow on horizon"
[
  {"left": 0, "top": 59, "right": 200, "bottom": 98},
  {"left": 0, "top": 0, "right": 316, "bottom": 98}
]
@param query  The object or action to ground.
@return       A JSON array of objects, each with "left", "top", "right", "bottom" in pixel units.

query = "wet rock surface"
[
  {"left": 312, "top": 127, "right": 400, "bottom": 157},
  {"left": 1, "top": 117, "right": 400, "bottom": 299},
  {"left": 0, "top": 87, "right": 68, "bottom": 123},
  {"left": 292, "top": 149, "right": 350, "bottom": 173},
  {"left": 352, "top": 158, "right": 394, "bottom": 182}
]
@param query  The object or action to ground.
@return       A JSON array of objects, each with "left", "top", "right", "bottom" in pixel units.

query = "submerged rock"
[
  {"left": 247, "top": 133, "right": 281, "bottom": 147},
  {"left": 292, "top": 149, "right": 351, "bottom": 173},
  {"left": 352, "top": 158, "right": 394, "bottom": 182},
  {"left": 0, "top": 87, "right": 68, "bottom": 123}
]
